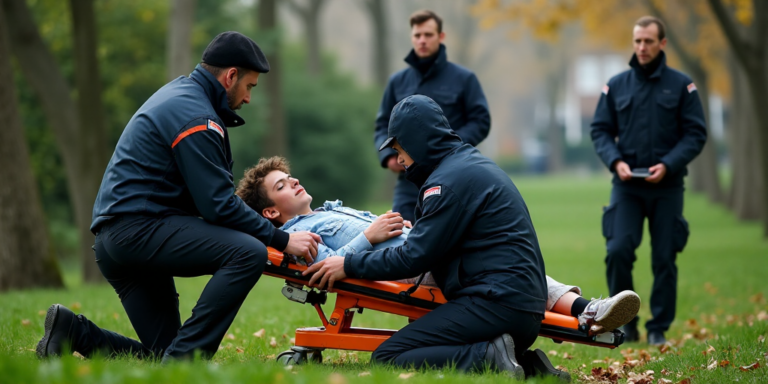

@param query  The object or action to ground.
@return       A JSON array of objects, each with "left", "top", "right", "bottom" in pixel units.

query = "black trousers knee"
[
  {"left": 75, "top": 215, "right": 267, "bottom": 359},
  {"left": 372, "top": 295, "right": 542, "bottom": 372},
  {"left": 602, "top": 185, "right": 689, "bottom": 332}
]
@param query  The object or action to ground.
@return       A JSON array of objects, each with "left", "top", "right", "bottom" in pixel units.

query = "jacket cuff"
[
  {"left": 269, "top": 228, "right": 290, "bottom": 252},
  {"left": 343, "top": 255, "right": 359, "bottom": 279},
  {"left": 344, "top": 232, "right": 373, "bottom": 254}
]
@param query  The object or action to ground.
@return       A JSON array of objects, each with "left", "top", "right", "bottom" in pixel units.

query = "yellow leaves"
[
  {"left": 398, "top": 372, "right": 415, "bottom": 379},
  {"left": 20, "top": 319, "right": 31, "bottom": 326},
  {"left": 253, "top": 328, "right": 266, "bottom": 338}
]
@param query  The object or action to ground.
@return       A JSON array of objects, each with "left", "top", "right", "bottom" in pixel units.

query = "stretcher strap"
[{"left": 400, "top": 273, "right": 427, "bottom": 298}]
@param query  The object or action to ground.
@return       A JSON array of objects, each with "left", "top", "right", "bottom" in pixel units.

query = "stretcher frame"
[{"left": 263, "top": 249, "right": 624, "bottom": 364}]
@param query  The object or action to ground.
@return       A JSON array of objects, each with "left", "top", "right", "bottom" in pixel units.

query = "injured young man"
[{"left": 236, "top": 156, "right": 640, "bottom": 335}]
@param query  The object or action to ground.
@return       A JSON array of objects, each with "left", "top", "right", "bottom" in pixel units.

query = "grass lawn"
[{"left": 1, "top": 175, "right": 766, "bottom": 383}]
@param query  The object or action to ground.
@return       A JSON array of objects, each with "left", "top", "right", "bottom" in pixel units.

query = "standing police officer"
[
  {"left": 36, "top": 32, "right": 320, "bottom": 362},
  {"left": 375, "top": 10, "right": 490, "bottom": 222},
  {"left": 590, "top": 16, "right": 706, "bottom": 345}
]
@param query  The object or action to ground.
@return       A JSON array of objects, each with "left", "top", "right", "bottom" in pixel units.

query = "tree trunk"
[
  {"left": 708, "top": 0, "right": 768, "bottom": 235},
  {"left": 362, "top": 0, "right": 390, "bottom": 87},
  {"left": 0, "top": 3, "right": 64, "bottom": 291},
  {"left": 257, "top": 0, "right": 287, "bottom": 156},
  {"left": 726, "top": 58, "right": 763, "bottom": 220},
  {"left": 545, "top": 71, "right": 564, "bottom": 172},
  {"left": 69, "top": 0, "right": 109, "bottom": 282},
  {"left": 286, "top": 0, "right": 326, "bottom": 77},
  {"left": 685, "top": 69, "right": 723, "bottom": 204},
  {"left": 3, "top": 0, "right": 106, "bottom": 282},
  {"left": 166, "top": 0, "right": 197, "bottom": 81}
]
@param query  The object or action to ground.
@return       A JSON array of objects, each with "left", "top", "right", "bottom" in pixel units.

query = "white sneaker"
[{"left": 578, "top": 291, "right": 640, "bottom": 334}]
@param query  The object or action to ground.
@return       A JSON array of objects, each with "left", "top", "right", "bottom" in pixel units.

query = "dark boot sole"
[
  {"left": 36, "top": 304, "right": 60, "bottom": 358},
  {"left": 594, "top": 291, "right": 641, "bottom": 333},
  {"left": 527, "top": 349, "right": 571, "bottom": 382}
]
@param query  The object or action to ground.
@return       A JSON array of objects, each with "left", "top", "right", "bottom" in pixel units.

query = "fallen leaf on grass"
[
  {"left": 357, "top": 372, "right": 371, "bottom": 377},
  {"left": 658, "top": 379, "right": 672, "bottom": 384},
  {"left": 758, "top": 311, "right": 768, "bottom": 321},
  {"left": 548, "top": 350, "right": 558, "bottom": 356},
  {"left": 758, "top": 335, "right": 765, "bottom": 343},
  {"left": 719, "top": 359, "right": 730, "bottom": 368},
  {"left": 226, "top": 333, "right": 236, "bottom": 340},
  {"left": 703, "top": 282, "right": 717, "bottom": 295},
  {"left": 678, "top": 378, "right": 691, "bottom": 384},
  {"left": 739, "top": 362, "right": 760, "bottom": 371},
  {"left": 290, "top": 337, "right": 296, "bottom": 345},
  {"left": 624, "top": 359, "right": 641, "bottom": 368},
  {"left": 20, "top": 319, "right": 31, "bottom": 326},
  {"left": 562, "top": 352, "right": 573, "bottom": 360},
  {"left": 236, "top": 347, "right": 244, "bottom": 354},
  {"left": 750, "top": 292, "right": 765, "bottom": 304},
  {"left": 706, "top": 358, "right": 717, "bottom": 370},
  {"left": 38, "top": 310, "right": 46, "bottom": 316},
  {"left": 253, "top": 329, "right": 265, "bottom": 338},
  {"left": 626, "top": 371, "right": 654, "bottom": 384},
  {"left": 71, "top": 302, "right": 82, "bottom": 311},
  {"left": 398, "top": 372, "right": 415, "bottom": 379},
  {"left": 684, "top": 319, "right": 698, "bottom": 328},
  {"left": 77, "top": 365, "right": 91, "bottom": 376},
  {"left": 269, "top": 337, "right": 277, "bottom": 348},
  {"left": 112, "top": 313, "right": 119, "bottom": 320},
  {"left": 661, "top": 368, "right": 671, "bottom": 375},
  {"left": 328, "top": 373, "right": 346, "bottom": 384},
  {"left": 73, "top": 351, "right": 85, "bottom": 360},
  {"left": 703, "top": 345, "right": 715, "bottom": 355}
]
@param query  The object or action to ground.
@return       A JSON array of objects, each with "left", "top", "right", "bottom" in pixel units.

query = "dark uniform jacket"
[
  {"left": 91, "top": 65, "right": 289, "bottom": 250},
  {"left": 374, "top": 44, "right": 490, "bottom": 168},
  {"left": 347, "top": 95, "right": 547, "bottom": 314},
  {"left": 591, "top": 52, "right": 707, "bottom": 188}
]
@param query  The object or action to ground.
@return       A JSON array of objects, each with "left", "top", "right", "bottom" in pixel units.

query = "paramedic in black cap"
[{"left": 35, "top": 31, "right": 320, "bottom": 362}]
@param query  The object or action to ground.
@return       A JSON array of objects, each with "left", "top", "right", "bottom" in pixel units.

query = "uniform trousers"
[
  {"left": 72, "top": 215, "right": 268, "bottom": 359},
  {"left": 602, "top": 185, "right": 689, "bottom": 333},
  {"left": 372, "top": 295, "right": 542, "bottom": 371}
]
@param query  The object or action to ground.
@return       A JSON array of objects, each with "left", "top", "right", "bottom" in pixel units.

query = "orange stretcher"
[{"left": 263, "top": 248, "right": 624, "bottom": 364}]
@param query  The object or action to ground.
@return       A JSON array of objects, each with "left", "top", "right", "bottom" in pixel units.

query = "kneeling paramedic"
[
  {"left": 305, "top": 95, "right": 547, "bottom": 378},
  {"left": 35, "top": 32, "right": 320, "bottom": 362}
]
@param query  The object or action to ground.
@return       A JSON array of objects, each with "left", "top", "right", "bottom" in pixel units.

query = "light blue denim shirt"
[{"left": 281, "top": 200, "right": 410, "bottom": 262}]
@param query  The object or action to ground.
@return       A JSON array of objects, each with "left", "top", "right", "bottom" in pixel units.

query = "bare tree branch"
[{"left": 706, "top": 0, "right": 750, "bottom": 68}]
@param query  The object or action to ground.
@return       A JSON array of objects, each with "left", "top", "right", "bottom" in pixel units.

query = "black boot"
[
  {"left": 622, "top": 324, "right": 640, "bottom": 342},
  {"left": 521, "top": 349, "right": 571, "bottom": 382},
  {"left": 36, "top": 304, "right": 77, "bottom": 358},
  {"left": 484, "top": 334, "right": 524, "bottom": 380}
]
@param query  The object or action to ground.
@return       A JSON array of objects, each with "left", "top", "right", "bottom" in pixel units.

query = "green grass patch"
[{"left": 1, "top": 175, "right": 766, "bottom": 383}]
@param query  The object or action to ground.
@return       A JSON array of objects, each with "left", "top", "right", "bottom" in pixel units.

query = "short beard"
[{"left": 226, "top": 81, "right": 242, "bottom": 111}]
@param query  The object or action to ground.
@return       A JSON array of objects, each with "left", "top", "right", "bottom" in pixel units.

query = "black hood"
[{"left": 379, "top": 95, "right": 463, "bottom": 187}]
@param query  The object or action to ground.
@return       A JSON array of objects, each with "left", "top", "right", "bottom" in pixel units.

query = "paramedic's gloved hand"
[
  {"left": 304, "top": 256, "right": 346, "bottom": 290},
  {"left": 364, "top": 212, "right": 404, "bottom": 244},
  {"left": 286, "top": 231, "right": 321, "bottom": 264}
]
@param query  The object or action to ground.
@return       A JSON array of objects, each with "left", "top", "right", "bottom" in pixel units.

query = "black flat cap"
[{"left": 202, "top": 31, "right": 270, "bottom": 73}]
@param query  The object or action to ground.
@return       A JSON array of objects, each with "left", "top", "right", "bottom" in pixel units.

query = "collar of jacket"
[
  {"left": 629, "top": 51, "right": 667, "bottom": 81},
  {"left": 404, "top": 44, "right": 448, "bottom": 80},
  {"left": 189, "top": 64, "right": 246, "bottom": 127}
]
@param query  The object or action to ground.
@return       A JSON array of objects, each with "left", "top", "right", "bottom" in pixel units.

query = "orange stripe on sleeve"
[{"left": 171, "top": 125, "right": 207, "bottom": 148}]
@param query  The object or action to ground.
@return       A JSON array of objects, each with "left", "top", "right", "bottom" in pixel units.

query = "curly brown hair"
[{"left": 236, "top": 156, "right": 291, "bottom": 222}]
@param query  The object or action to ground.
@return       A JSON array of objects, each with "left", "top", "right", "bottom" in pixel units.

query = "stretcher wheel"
[{"left": 276, "top": 346, "right": 323, "bottom": 365}]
